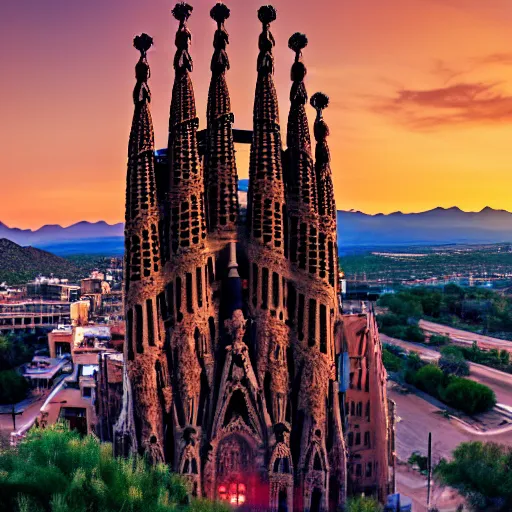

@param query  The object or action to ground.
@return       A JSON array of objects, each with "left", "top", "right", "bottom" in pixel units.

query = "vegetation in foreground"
[
  {"left": 436, "top": 441, "right": 512, "bottom": 511},
  {"left": 0, "top": 333, "right": 45, "bottom": 405},
  {"left": 0, "top": 424, "right": 228, "bottom": 512},
  {"left": 382, "top": 346, "right": 496, "bottom": 415},
  {"left": 378, "top": 284, "right": 512, "bottom": 341},
  {"left": 345, "top": 495, "right": 382, "bottom": 511}
]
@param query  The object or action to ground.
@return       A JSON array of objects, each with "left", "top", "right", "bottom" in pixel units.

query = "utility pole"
[
  {"left": 427, "top": 431, "right": 432, "bottom": 508},
  {"left": 0, "top": 404, "right": 23, "bottom": 430}
]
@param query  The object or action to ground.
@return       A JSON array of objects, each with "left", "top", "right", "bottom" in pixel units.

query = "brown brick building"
[{"left": 114, "top": 4, "right": 394, "bottom": 511}]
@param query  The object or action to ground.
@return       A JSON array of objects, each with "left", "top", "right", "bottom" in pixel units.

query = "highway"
[
  {"left": 420, "top": 319, "right": 512, "bottom": 354},
  {"left": 381, "top": 334, "right": 512, "bottom": 408}
]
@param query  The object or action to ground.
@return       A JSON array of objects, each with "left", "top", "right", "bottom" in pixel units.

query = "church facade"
[{"left": 115, "top": 4, "right": 395, "bottom": 511}]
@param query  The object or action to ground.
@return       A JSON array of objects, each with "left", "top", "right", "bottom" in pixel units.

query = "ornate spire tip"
[
  {"left": 211, "top": 3, "right": 230, "bottom": 23},
  {"left": 288, "top": 32, "right": 308, "bottom": 54},
  {"left": 311, "top": 92, "right": 329, "bottom": 112},
  {"left": 172, "top": 2, "right": 193, "bottom": 22},
  {"left": 258, "top": 5, "right": 277, "bottom": 25},
  {"left": 133, "top": 33, "right": 153, "bottom": 56}
]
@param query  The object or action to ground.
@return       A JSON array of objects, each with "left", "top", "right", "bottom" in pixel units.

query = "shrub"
[
  {"left": 346, "top": 495, "right": 383, "bottom": 512},
  {"left": 435, "top": 441, "right": 512, "bottom": 511},
  {"left": 429, "top": 334, "right": 449, "bottom": 346},
  {"left": 413, "top": 364, "right": 444, "bottom": 397},
  {"left": 0, "top": 423, "right": 227, "bottom": 512},
  {"left": 440, "top": 378, "right": 496, "bottom": 415},
  {"left": 382, "top": 349, "right": 403, "bottom": 373},
  {"left": 405, "top": 324, "right": 425, "bottom": 343},
  {"left": 439, "top": 346, "right": 469, "bottom": 376}
]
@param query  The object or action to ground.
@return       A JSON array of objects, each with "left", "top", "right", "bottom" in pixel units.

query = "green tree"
[
  {"left": 382, "top": 349, "right": 403, "bottom": 373},
  {"left": 405, "top": 324, "right": 425, "bottom": 343},
  {"left": 428, "top": 334, "right": 449, "bottom": 346},
  {"left": 0, "top": 423, "right": 228, "bottom": 512},
  {"left": 346, "top": 495, "right": 382, "bottom": 512},
  {"left": 439, "top": 346, "right": 469, "bottom": 377},
  {"left": 440, "top": 378, "right": 496, "bottom": 415},
  {"left": 412, "top": 364, "right": 444, "bottom": 397},
  {"left": 435, "top": 441, "right": 512, "bottom": 511},
  {"left": 0, "top": 370, "right": 29, "bottom": 404}
]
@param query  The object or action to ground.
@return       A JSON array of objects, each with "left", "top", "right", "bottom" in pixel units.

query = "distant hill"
[
  {"left": 0, "top": 238, "right": 81, "bottom": 284},
  {"left": 0, "top": 221, "right": 123, "bottom": 246},
  {"left": 337, "top": 206, "right": 512, "bottom": 246},
  {"left": 1, "top": 198, "right": 512, "bottom": 256}
]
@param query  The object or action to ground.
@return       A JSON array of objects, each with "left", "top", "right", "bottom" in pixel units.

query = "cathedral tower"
[{"left": 116, "top": 4, "right": 395, "bottom": 510}]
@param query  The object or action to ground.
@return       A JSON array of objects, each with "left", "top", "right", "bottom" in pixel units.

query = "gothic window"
[
  {"left": 272, "top": 272, "right": 279, "bottom": 308},
  {"left": 208, "top": 257, "right": 215, "bottom": 283},
  {"left": 298, "top": 294, "right": 305, "bottom": 340},
  {"left": 319, "top": 304, "right": 327, "bottom": 353},
  {"left": 310, "top": 488, "right": 322, "bottom": 512},
  {"left": 298, "top": 223, "right": 307, "bottom": 270},
  {"left": 127, "top": 309, "right": 134, "bottom": 361},
  {"left": 313, "top": 452, "right": 323, "bottom": 471},
  {"left": 287, "top": 282, "right": 296, "bottom": 323},
  {"left": 196, "top": 267, "right": 203, "bottom": 308},
  {"left": 135, "top": 304, "right": 143, "bottom": 354},
  {"left": 146, "top": 299, "right": 155, "bottom": 346},
  {"left": 290, "top": 217, "right": 298, "bottom": 263},
  {"left": 176, "top": 277, "right": 182, "bottom": 321},
  {"left": 186, "top": 273, "right": 193, "bottom": 313},
  {"left": 158, "top": 291, "right": 168, "bottom": 320},
  {"left": 273, "top": 457, "right": 291, "bottom": 474},
  {"left": 308, "top": 299, "right": 317, "bottom": 347},
  {"left": 261, "top": 267, "right": 269, "bottom": 310}
]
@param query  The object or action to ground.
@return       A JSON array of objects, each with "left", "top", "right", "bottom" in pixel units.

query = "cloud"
[
  {"left": 472, "top": 53, "right": 512, "bottom": 67},
  {"left": 372, "top": 82, "right": 512, "bottom": 130}
]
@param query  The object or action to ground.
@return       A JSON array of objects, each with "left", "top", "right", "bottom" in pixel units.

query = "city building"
[
  {"left": 0, "top": 300, "right": 72, "bottom": 332},
  {"left": 26, "top": 276, "right": 80, "bottom": 302},
  {"left": 114, "top": 4, "right": 394, "bottom": 511}
]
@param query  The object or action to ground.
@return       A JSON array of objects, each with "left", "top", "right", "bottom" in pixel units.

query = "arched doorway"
[{"left": 216, "top": 434, "right": 256, "bottom": 507}]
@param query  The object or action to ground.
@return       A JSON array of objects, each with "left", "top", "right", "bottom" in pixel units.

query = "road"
[
  {"left": 420, "top": 319, "right": 512, "bottom": 354},
  {"left": 381, "top": 334, "right": 512, "bottom": 408}
]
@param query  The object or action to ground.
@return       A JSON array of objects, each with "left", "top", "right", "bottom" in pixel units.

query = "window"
[
  {"left": 355, "top": 432, "right": 361, "bottom": 446},
  {"left": 364, "top": 431, "right": 371, "bottom": 447},
  {"left": 366, "top": 462, "right": 372, "bottom": 478},
  {"left": 356, "top": 401, "right": 363, "bottom": 417},
  {"left": 347, "top": 432, "right": 354, "bottom": 447},
  {"left": 82, "top": 387, "right": 92, "bottom": 398},
  {"left": 218, "top": 483, "right": 246, "bottom": 506},
  {"left": 355, "top": 464, "right": 362, "bottom": 477}
]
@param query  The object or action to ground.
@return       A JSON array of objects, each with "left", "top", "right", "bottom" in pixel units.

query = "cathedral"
[{"left": 115, "top": 3, "right": 395, "bottom": 510}]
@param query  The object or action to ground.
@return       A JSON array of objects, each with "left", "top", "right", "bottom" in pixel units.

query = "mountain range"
[{"left": 1, "top": 200, "right": 512, "bottom": 256}]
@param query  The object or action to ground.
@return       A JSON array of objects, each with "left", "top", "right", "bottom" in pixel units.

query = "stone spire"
[
  {"left": 168, "top": 2, "right": 207, "bottom": 254},
  {"left": 125, "top": 34, "right": 161, "bottom": 288},
  {"left": 247, "top": 5, "right": 286, "bottom": 252},
  {"left": 204, "top": 3, "right": 239, "bottom": 234},
  {"left": 311, "top": 92, "right": 338, "bottom": 289},
  {"left": 120, "top": 34, "right": 168, "bottom": 465},
  {"left": 285, "top": 32, "right": 319, "bottom": 275}
]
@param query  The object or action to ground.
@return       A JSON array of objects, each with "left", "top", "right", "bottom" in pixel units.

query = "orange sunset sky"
[{"left": 2, "top": 0, "right": 512, "bottom": 229}]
